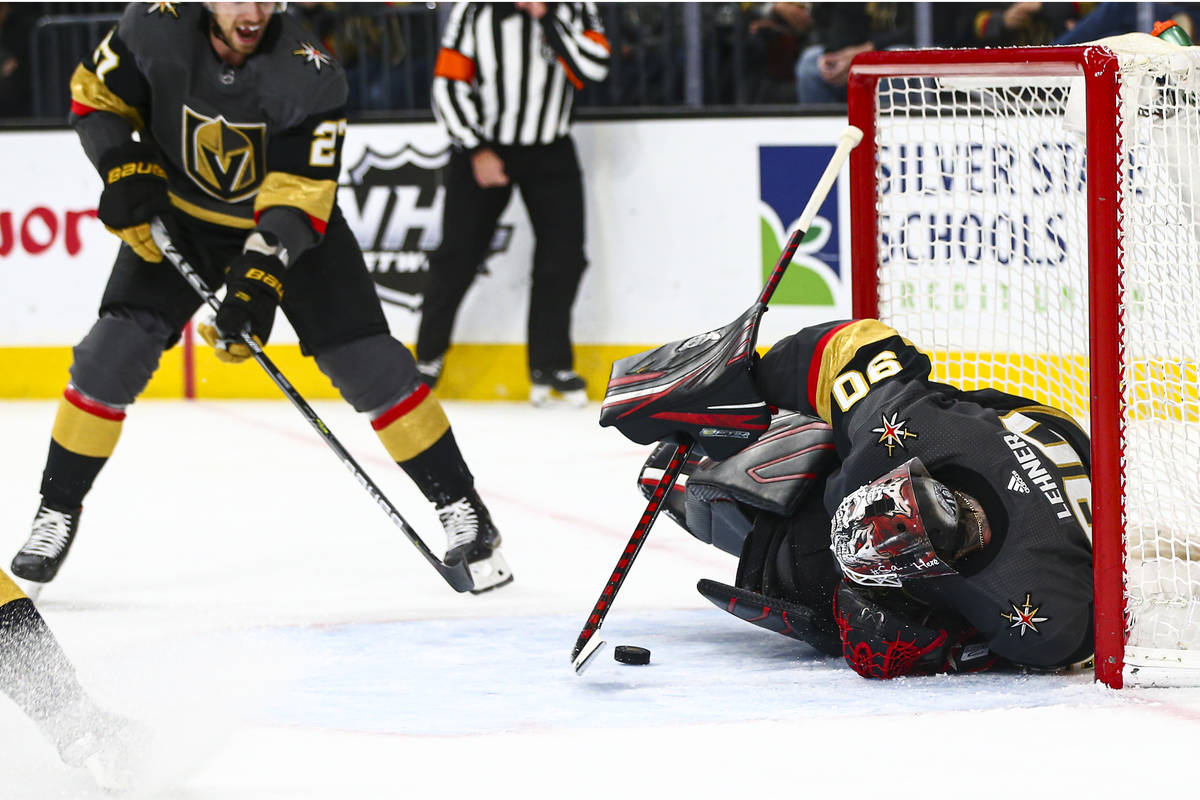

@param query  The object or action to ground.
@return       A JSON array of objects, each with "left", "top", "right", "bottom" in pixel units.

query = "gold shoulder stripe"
[
  {"left": 1010, "top": 404, "right": 1083, "bottom": 427},
  {"left": 69, "top": 64, "right": 144, "bottom": 130},
  {"left": 168, "top": 192, "right": 256, "bottom": 229},
  {"left": 815, "top": 319, "right": 904, "bottom": 420},
  {"left": 254, "top": 172, "right": 337, "bottom": 230}
]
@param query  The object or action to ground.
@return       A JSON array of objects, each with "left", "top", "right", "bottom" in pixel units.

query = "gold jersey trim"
[
  {"left": 815, "top": 319, "right": 906, "bottom": 421},
  {"left": 254, "top": 172, "right": 337, "bottom": 226},
  {"left": 69, "top": 64, "right": 144, "bottom": 130},
  {"left": 168, "top": 191, "right": 256, "bottom": 229}
]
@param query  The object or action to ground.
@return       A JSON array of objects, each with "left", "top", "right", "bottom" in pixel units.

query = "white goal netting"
[{"left": 851, "top": 36, "right": 1200, "bottom": 686}]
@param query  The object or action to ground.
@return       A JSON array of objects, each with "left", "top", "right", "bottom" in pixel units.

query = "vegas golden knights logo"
[{"left": 182, "top": 106, "right": 266, "bottom": 202}]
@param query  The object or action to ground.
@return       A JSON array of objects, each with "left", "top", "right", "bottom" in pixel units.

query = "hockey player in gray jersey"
[
  {"left": 11, "top": 2, "right": 512, "bottom": 595},
  {"left": 615, "top": 318, "right": 1094, "bottom": 678}
]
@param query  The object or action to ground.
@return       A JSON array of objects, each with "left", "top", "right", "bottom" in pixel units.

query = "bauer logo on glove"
[
  {"left": 96, "top": 141, "right": 172, "bottom": 263},
  {"left": 201, "top": 243, "right": 286, "bottom": 364},
  {"left": 105, "top": 161, "right": 168, "bottom": 184}
]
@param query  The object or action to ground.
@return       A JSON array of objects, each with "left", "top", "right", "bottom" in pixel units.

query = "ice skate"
[
  {"left": 437, "top": 492, "right": 513, "bottom": 593},
  {"left": 530, "top": 369, "right": 588, "bottom": 408},
  {"left": 416, "top": 355, "right": 444, "bottom": 388},
  {"left": 11, "top": 501, "right": 82, "bottom": 595}
]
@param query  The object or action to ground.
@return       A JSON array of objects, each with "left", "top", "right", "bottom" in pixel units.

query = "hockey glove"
[
  {"left": 832, "top": 580, "right": 996, "bottom": 679},
  {"left": 199, "top": 248, "right": 285, "bottom": 364},
  {"left": 96, "top": 141, "right": 171, "bottom": 263}
]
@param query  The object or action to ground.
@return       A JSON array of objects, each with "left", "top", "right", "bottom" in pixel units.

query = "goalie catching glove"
[
  {"left": 96, "top": 140, "right": 171, "bottom": 263},
  {"left": 833, "top": 580, "right": 996, "bottom": 678},
  {"left": 198, "top": 232, "right": 287, "bottom": 363}
]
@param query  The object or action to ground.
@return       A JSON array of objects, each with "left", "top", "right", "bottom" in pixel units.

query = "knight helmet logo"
[
  {"left": 341, "top": 145, "right": 513, "bottom": 310},
  {"left": 758, "top": 145, "right": 841, "bottom": 306},
  {"left": 182, "top": 106, "right": 266, "bottom": 202}
]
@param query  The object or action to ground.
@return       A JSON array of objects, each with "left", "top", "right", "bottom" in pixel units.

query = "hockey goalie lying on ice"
[{"left": 601, "top": 318, "right": 1094, "bottom": 679}]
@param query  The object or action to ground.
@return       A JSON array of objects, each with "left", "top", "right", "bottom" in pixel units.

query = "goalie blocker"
[{"left": 601, "top": 304, "right": 772, "bottom": 461}]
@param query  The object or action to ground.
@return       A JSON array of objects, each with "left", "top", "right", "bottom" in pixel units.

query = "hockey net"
[{"left": 847, "top": 37, "right": 1200, "bottom": 688}]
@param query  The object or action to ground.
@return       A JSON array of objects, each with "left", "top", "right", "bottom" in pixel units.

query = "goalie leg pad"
[
  {"left": 697, "top": 578, "right": 842, "bottom": 656},
  {"left": 832, "top": 581, "right": 996, "bottom": 679},
  {"left": 764, "top": 485, "right": 843, "bottom": 614},
  {"left": 685, "top": 411, "right": 836, "bottom": 516}
]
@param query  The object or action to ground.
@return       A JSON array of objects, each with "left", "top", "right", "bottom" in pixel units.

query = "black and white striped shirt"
[{"left": 432, "top": 3, "right": 610, "bottom": 149}]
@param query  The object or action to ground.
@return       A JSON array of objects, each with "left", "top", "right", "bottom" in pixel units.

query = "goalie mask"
[{"left": 830, "top": 457, "right": 988, "bottom": 588}]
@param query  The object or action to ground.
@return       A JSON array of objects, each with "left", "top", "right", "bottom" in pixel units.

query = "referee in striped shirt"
[{"left": 416, "top": 2, "right": 610, "bottom": 405}]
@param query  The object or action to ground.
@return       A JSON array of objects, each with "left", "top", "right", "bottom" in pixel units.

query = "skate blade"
[
  {"left": 562, "top": 389, "right": 588, "bottom": 408},
  {"left": 12, "top": 575, "right": 46, "bottom": 602},
  {"left": 572, "top": 637, "right": 607, "bottom": 675},
  {"left": 468, "top": 550, "right": 514, "bottom": 594},
  {"left": 529, "top": 387, "right": 588, "bottom": 408}
]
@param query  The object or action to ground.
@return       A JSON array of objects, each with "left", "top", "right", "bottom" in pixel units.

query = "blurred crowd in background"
[{"left": 2, "top": 2, "right": 1200, "bottom": 121}]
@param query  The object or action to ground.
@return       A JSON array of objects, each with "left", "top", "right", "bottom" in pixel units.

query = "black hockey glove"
[
  {"left": 199, "top": 250, "right": 285, "bottom": 364},
  {"left": 96, "top": 140, "right": 171, "bottom": 263}
]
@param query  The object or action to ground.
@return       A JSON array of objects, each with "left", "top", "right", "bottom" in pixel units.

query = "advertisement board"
[{"left": 0, "top": 116, "right": 856, "bottom": 398}]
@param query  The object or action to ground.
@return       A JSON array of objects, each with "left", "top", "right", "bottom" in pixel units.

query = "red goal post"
[{"left": 847, "top": 39, "right": 1200, "bottom": 688}]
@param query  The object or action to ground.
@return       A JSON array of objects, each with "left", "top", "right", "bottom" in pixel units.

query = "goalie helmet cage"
[{"left": 847, "top": 40, "right": 1200, "bottom": 689}]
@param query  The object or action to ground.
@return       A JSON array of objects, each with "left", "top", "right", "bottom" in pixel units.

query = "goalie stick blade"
[
  {"left": 697, "top": 578, "right": 842, "bottom": 656},
  {"left": 572, "top": 637, "right": 607, "bottom": 675}
]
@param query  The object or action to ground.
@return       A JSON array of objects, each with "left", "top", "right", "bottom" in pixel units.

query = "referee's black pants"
[{"left": 416, "top": 136, "right": 588, "bottom": 374}]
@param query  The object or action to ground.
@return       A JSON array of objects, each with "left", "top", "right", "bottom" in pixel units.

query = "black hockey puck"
[{"left": 613, "top": 645, "right": 651, "bottom": 665}]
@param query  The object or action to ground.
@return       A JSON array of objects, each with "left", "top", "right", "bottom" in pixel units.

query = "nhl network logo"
[{"left": 341, "top": 145, "right": 513, "bottom": 310}]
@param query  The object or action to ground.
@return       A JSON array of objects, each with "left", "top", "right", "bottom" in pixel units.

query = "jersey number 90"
[{"left": 833, "top": 350, "right": 902, "bottom": 412}]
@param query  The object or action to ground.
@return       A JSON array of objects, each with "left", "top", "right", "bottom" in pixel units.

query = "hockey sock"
[
  {"left": 0, "top": 577, "right": 85, "bottom": 727},
  {"left": 397, "top": 430, "right": 476, "bottom": 507},
  {"left": 40, "top": 386, "right": 125, "bottom": 508},
  {"left": 371, "top": 384, "right": 474, "bottom": 505}
]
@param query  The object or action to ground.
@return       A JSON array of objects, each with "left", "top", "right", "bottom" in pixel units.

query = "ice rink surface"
[{"left": 3, "top": 398, "right": 1200, "bottom": 798}]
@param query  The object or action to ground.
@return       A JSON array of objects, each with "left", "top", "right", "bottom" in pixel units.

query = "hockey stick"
[
  {"left": 149, "top": 218, "right": 475, "bottom": 594},
  {"left": 571, "top": 125, "right": 864, "bottom": 673}
]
